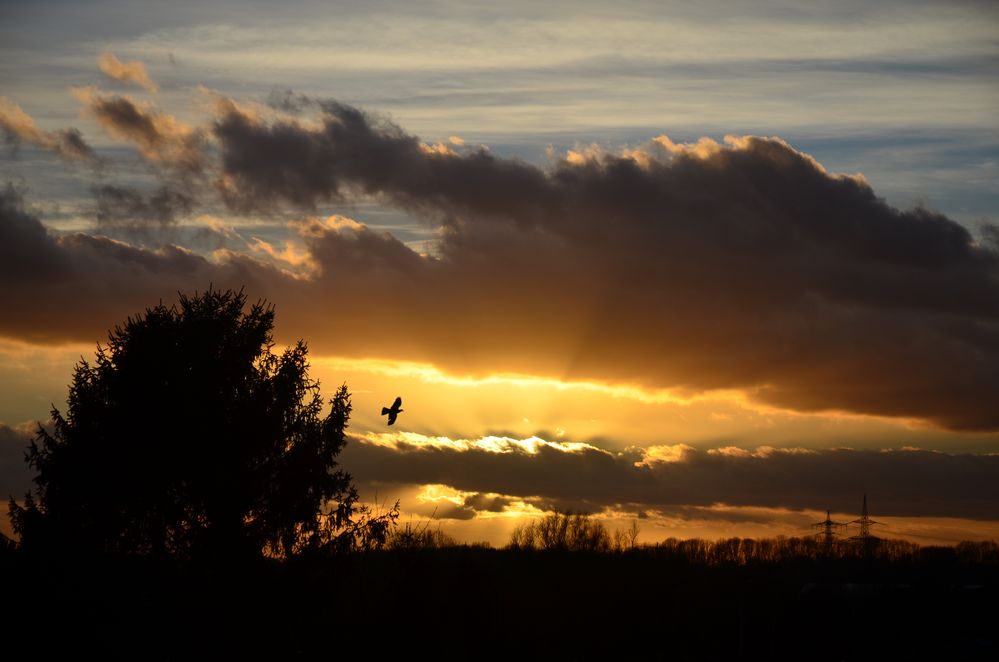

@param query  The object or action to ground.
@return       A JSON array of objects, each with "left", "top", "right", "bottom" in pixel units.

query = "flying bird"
[{"left": 382, "top": 396, "right": 403, "bottom": 425}]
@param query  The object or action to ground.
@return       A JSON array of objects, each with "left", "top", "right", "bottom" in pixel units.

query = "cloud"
[
  {"left": 247, "top": 235, "right": 316, "bottom": 275},
  {"left": 3, "top": 93, "right": 999, "bottom": 430},
  {"left": 265, "top": 88, "right": 313, "bottom": 115},
  {"left": 342, "top": 432, "right": 999, "bottom": 520},
  {"left": 73, "top": 87, "right": 206, "bottom": 171},
  {"left": 0, "top": 185, "right": 290, "bottom": 344},
  {"left": 213, "top": 99, "right": 551, "bottom": 216},
  {"left": 0, "top": 97, "right": 96, "bottom": 161},
  {"left": 92, "top": 184, "right": 195, "bottom": 240},
  {"left": 98, "top": 52, "right": 159, "bottom": 94},
  {"left": 210, "top": 98, "right": 999, "bottom": 430}
]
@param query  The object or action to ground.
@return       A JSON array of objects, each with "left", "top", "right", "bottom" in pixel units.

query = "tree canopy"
[{"left": 8, "top": 288, "right": 386, "bottom": 559}]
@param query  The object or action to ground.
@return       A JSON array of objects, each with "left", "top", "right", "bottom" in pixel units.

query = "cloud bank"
[
  {"left": 215, "top": 99, "right": 999, "bottom": 430},
  {"left": 2, "top": 89, "right": 998, "bottom": 431},
  {"left": 342, "top": 432, "right": 999, "bottom": 521}
]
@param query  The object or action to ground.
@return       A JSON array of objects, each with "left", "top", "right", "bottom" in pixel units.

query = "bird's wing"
[
  {"left": 387, "top": 411, "right": 398, "bottom": 425},
  {"left": 393, "top": 396, "right": 402, "bottom": 409}
]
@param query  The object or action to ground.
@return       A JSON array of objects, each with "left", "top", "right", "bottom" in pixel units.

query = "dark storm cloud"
[{"left": 341, "top": 435, "right": 999, "bottom": 520}]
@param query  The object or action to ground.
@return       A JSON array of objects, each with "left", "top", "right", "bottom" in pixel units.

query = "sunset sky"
[{"left": 2, "top": 0, "right": 998, "bottom": 546}]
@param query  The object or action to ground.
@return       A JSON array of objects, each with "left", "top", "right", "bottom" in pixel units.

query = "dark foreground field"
[{"left": 3, "top": 542, "right": 996, "bottom": 661}]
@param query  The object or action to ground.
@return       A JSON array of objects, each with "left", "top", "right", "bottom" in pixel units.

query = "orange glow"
[
  {"left": 0, "top": 339, "right": 978, "bottom": 454},
  {"left": 312, "top": 355, "right": 755, "bottom": 406},
  {"left": 307, "top": 354, "right": 962, "bottom": 451},
  {"left": 2, "top": 338, "right": 996, "bottom": 545},
  {"left": 634, "top": 443, "right": 695, "bottom": 466}
]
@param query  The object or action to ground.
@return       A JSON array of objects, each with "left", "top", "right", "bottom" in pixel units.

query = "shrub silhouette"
[
  {"left": 8, "top": 288, "right": 389, "bottom": 560},
  {"left": 387, "top": 519, "right": 458, "bottom": 550}
]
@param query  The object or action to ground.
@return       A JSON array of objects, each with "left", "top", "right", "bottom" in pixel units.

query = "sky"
[{"left": 1, "top": 0, "right": 998, "bottom": 546}]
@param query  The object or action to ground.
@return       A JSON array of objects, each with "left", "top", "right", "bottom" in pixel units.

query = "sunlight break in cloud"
[
  {"left": 310, "top": 356, "right": 747, "bottom": 407},
  {"left": 634, "top": 444, "right": 695, "bottom": 466},
  {"left": 355, "top": 431, "right": 600, "bottom": 456}
]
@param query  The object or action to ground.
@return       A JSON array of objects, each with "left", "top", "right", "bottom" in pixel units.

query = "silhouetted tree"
[
  {"left": 613, "top": 519, "right": 641, "bottom": 551},
  {"left": 509, "top": 511, "right": 611, "bottom": 551},
  {"left": 8, "top": 288, "right": 390, "bottom": 560}
]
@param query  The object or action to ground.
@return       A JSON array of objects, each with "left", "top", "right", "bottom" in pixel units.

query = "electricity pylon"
[
  {"left": 848, "top": 493, "right": 882, "bottom": 549},
  {"left": 811, "top": 510, "right": 847, "bottom": 550}
]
